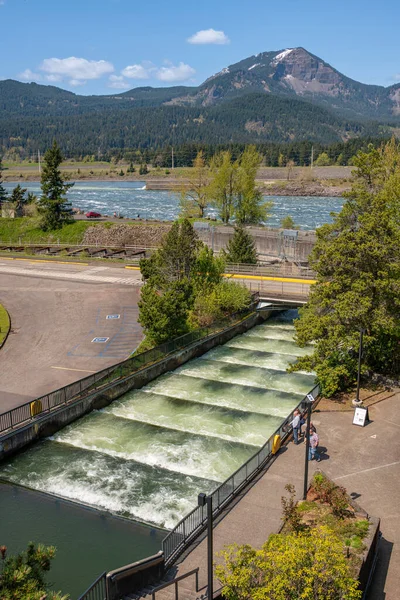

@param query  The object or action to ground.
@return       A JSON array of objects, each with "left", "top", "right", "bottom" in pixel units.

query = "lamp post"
[
  {"left": 355, "top": 328, "right": 366, "bottom": 404},
  {"left": 302, "top": 393, "right": 315, "bottom": 500},
  {"left": 198, "top": 493, "right": 213, "bottom": 600}
]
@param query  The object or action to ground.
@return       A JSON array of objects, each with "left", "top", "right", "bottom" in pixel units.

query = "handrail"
[
  {"left": 152, "top": 568, "right": 199, "bottom": 600},
  {"left": 77, "top": 571, "right": 107, "bottom": 600},
  {"left": 162, "top": 382, "right": 320, "bottom": 566},
  {"left": 0, "top": 298, "right": 260, "bottom": 437}
]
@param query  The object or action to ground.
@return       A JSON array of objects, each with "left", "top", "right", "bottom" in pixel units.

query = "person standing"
[
  {"left": 308, "top": 428, "right": 321, "bottom": 461},
  {"left": 290, "top": 409, "right": 302, "bottom": 445}
]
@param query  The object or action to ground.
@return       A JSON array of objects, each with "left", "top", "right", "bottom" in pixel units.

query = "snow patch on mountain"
[
  {"left": 248, "top": 63, "right": 261, "bottom": 71},
  {"left": 271, "top": 49, "right": 294, "bottom": 65}
]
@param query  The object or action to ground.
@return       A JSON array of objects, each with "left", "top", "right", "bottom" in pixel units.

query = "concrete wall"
[{"left": 0, "top": 311, "right": 267, "bottom": 462}]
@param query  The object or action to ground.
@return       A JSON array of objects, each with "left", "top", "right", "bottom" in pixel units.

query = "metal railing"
[
  {"left": 0, "top": 299, "right": 260, "bottom": 437},
  {"left": 162, "top": 382, "right": 320, "bottom": 566},
  {"left": 225, "top": 262, "right": 315, "bottom": 279},
  {"left": 152, "top": 568, "right": 199, "bottom": 600},
  {"left": 77, "top": 571, "right": 107, "bottom": 600}
]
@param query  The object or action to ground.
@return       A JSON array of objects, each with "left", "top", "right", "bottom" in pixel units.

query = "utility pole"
[
  {"left": 311, "top": 145, "right": 314, "bottom": 170},
  {"left": 171, "top": 146, "right": 174, "bottom": 170}
]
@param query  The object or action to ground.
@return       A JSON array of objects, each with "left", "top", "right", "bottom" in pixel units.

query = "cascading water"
[{"left": 0, "top": 310, "right": 315, "bottom": 529}]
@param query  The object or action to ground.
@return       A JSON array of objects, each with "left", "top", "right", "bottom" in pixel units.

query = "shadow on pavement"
[{"left": 366, "top": 536, "right": 393, "bottom": 600}]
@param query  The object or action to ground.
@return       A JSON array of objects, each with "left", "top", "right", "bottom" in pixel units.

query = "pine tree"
[
  {"left": 290, "top": 140, "right": 400, "bottom": 396},
  {"left": 37, "top": 141, "right": 74, "bottom": 230},
  {"left": 9, "top": 184, "right": 27, "bottom": 214},
  {"left": 0, "top": 156, "right": 8, "bottom": 208},
  {"left": 223, "top": 226, "right": 257, "bottom": 264}
]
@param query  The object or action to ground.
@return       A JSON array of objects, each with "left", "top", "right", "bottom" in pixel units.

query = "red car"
[{"left": 86, "top": 211, "right": 101, "bottom": 219}]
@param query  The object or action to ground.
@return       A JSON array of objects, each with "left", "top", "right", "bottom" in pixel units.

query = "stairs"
[{"left": 122, "top": 570, "right": 207, "bottom": 600}]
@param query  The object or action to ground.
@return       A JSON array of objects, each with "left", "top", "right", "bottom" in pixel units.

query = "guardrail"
[
  {"left": 162, "top": 382, "right": 320, "bottom": 566},
  {"left": 77, "top": 571, "right": 107, "bottom": 600},
  {"left": 225, "top": 262, "right": 315, "bottom": 279},
  {"left": 0, "top": 298, "right": 260, "bottom": 437},
  {"left": 152, "top": 568, "right": 199, "bottom": 600}
]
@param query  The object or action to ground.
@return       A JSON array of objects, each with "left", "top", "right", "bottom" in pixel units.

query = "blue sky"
[{"left": 1, "top": 0, "right": 399, "bottom": 95}]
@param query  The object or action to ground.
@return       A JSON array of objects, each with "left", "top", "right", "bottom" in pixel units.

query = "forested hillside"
[{"left": 0, "top": 92, "right": 385, "bottom": 158}]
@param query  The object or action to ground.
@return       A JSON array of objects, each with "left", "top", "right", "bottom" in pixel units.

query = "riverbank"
[{"left": 3, "top": 163, "right": 351, "bottom": 196}]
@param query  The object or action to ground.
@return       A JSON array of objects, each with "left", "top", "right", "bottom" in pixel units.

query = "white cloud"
[
  {"left": 121, "top": 64, "right": 151, "bottom": 79},
  {"left": 187, "top": 29, "right": 230, "bottom": 45},
  {"left": 19, "top": 69, "right": 42, "bottom": 82},
  {"left": 156, "top": 62, "right": 196, "bottom": 82},
  {"left": 39, "top": 57, "right": 114, "bottom": 83},
  {"left": 108, "top": 75, "right": 131, "bottom": 89},
  {"left": 393, "top": 74, "right": 400, "bottom": 81},
  {"left": 69, "top": 79, "right": 87, "bottom": 87}
]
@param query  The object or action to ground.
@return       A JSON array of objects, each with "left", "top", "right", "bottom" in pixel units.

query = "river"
[{"left": 4, "top": 181, "right": 343, "bottom": 230}]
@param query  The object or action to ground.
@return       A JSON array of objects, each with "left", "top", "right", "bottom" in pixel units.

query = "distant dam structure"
[{"left": 0, "top": 310, "right": 314, "bottom": 529}]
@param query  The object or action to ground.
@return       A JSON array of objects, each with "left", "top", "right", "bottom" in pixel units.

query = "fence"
[
  {"left": 77, "top": 572, "right": 107, "bottom": 600},
  {"left": 162, "top": 382, "right": 320, "bottom": 566},
  {"left": 0, "top": 299, "right": 260, "bottom": 437}
]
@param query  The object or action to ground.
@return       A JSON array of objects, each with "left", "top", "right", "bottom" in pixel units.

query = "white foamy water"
[
  {"left": 4, "top": 181, "right": 343, "bottom": 229},
  {"left": 0, "top": 312, "right": 315, "bottom": 528}
]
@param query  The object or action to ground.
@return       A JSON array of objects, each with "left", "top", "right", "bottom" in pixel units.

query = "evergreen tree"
[
  {"left": 37, "top": 141, "right": 73, "bottom": 230},
  {"left": 0, "top": 157, "right": 8, "bottom": 208},
  {"left": 0, "top": 542, "right": 68, "bottom": 600},
  {"left": 9, "top": 184, "right": 27, "bottom": 213},
  {"left": 223, "top": 226, "right": 257, "bottom": 264},
  {"left": 139, "top": 162, "right": 148, "bottom": 175},
  {"left": 290, "top": 140, "right": 400, "bottom": 396}
]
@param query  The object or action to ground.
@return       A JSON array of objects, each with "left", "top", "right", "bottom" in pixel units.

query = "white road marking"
[
  {"left": 51, "top": 366, "right": 97, "bottom": 373},
  {"left": 335, "top": 461, "right": 400, "bottom": 480},
  {"left": 0, "top": 265, "right": 142, "bottom": 286}
]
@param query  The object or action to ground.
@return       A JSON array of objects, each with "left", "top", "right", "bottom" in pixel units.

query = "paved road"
[
  {"left": 0, "top": 258, "right": 310, "bottom": 411},
  {"left": 173, "top": 395, "right": 399, "bottom": 600},
  {"left": 0, "top": 261, "right": 143, "bottom": 411}
]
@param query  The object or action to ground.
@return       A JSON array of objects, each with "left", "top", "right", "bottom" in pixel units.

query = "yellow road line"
[
  {"left": 51, "top": 366, "right": 96, "bottom": 373},
  {"left": 224, "top": 273, "right": 316, "bottom": 284},
  {"left": 1, "top": 257, "right": 89, "bottom": 266}
]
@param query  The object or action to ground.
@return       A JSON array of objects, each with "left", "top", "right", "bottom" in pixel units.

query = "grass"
[
  {"left": 0, "top": 218, "right": 93, "bottom": 244},
  {"left": 0, "top": 303, "right": 10, "bottom": 346},
  {"left": 0, "top": 217, "right": 166, "bottom": 245}
]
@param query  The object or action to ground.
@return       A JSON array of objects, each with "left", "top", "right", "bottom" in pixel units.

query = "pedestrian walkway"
[{"left": 128, "top": 394, "right": 399, "bottom": 600}]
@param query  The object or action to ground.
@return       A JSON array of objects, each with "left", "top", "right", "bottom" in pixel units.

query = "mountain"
[
  {"left": 0, "top": 47, "right": 398, "bottom": 155},
  {"left": 173, "top": 47, "right": 400, "bottom": 120}
]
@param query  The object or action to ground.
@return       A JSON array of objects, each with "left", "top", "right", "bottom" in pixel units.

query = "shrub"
[{"left": 281, "top": 484, "right": 303, "bottom": 532}]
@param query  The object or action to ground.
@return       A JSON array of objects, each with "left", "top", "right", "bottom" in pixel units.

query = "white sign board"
[{"left": 353, "top": 406, "right": 369, "bottom": 427}]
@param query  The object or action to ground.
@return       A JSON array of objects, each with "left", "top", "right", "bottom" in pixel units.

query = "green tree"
[
  {"left": 139, "top": 162, "right": 148, "bottom": 175},
  {"left": 315, "top": 151, "right": 332, "bottom": 166},
  {"left": 280, "top": 215, "right": 298, "bottom": 229},
  {"left": 235, "top": 146, "right": 272, "bottom": 225},
  {"left": 138, "top": 282, "right": 191, "bottom": 344},
  {"left": 289, "top": 140, "right": 400, "bottom": 396},
  {"left": 191, "top": 281, "right": 251, "bottom": 327},
  {"left": 223, "top": 226, "right": 257, "bottom": 264},
  {"left": 179, "top": 151, "right": 209, "bottom": 218},
  {"left": 192, "top": 245, "right": 225, "bottom": 293},
  {"left": 0, "top": 542, "right": 68, "bottom": 600},
  {"left": 0, "top": 157, "right": 8, "bottom": 207},
  {"left": 9, "top": 184, "right": 27, "bottom": 214},
  {"left": 37, "top": 141, "right": 73, "bottom": 230},
  {"left": 216, "top": 526, "right": 361, "bottom": 600},
  {"left": 207, "top": 151, "right": 237, "bottom": 224}
]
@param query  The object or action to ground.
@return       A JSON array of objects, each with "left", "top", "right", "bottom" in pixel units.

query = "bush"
[
  {"left": 281, "top": 484, "right": 303, "bottom": 532},
  {"left": 216, "top": 526, "right": 361, "bottom": 600}
]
